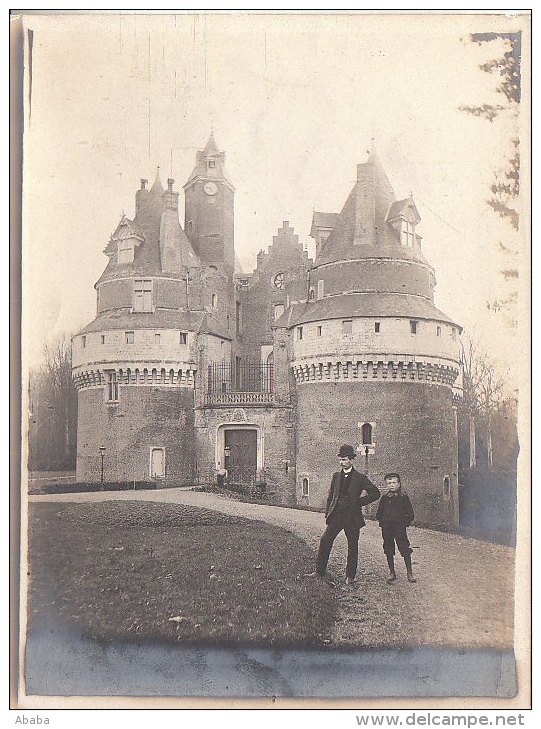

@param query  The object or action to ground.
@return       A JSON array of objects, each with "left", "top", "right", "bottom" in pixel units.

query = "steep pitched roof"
[
  {"left": 202, "top": 132, "right": 220, "bottom": 156},
  {"left": 387, "top": 198, "right": 421, "bottom": 224},
  {"left": 184, "top": 134, "right": 234, "bottom": 189},
  {"left": 310, "top": 211, "right": 339, "bottom": 237}
]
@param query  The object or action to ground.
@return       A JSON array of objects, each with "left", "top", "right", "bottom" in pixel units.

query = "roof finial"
[{"left": 150, "top": 165, "right": 164, "bottom": 193}]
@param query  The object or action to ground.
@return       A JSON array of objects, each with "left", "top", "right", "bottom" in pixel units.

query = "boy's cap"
[
  {"left": 338, "top": 444, "right": 356, "bottom": 459},
  {"left": 384, "top": 472, "right": 401, "bottom": 482}
]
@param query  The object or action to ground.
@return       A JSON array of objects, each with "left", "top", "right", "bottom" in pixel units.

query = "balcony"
[{"left": 204, "top": 361, "right": 275, "bottom": 407}]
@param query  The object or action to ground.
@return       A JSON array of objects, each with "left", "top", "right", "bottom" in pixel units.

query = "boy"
[{"left": 376, "top": 472, "right": 416, "bottom": 584}]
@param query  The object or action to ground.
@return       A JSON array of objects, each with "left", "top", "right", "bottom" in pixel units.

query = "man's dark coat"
[{"left": 324, "top": 467, "right": 381, "bottom": 527}]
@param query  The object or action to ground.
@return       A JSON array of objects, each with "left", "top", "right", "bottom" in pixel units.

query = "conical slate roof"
[{"left": 316, "top": 153, "right": 430, "bottom": 267}]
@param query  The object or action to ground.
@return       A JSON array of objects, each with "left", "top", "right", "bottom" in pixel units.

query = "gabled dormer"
[
  {"left": 386, "top": 197, "right": 421, "bottom": 249},
  {"left": 104, "top": 215, "right": 145, "bottom": 265}
]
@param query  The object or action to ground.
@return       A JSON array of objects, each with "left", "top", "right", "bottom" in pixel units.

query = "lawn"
[{"left": 27, "top": 501, "right": 337, "bottom": 647}]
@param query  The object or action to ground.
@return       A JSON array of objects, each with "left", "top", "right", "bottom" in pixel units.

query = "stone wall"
[
  {"left": 195, "top": 404, "right": 296, "bottom": 503},
  {"left": 292, "top": 316, "right": 460, "bottom": 362}
]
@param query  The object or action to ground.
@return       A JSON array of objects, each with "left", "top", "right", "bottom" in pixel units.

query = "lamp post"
[
  {"left": 99, "top": 446, "right": 106, "bottom": 484},
  {"left": 364, "top": 445, "right": 370, "bottom": 475}
]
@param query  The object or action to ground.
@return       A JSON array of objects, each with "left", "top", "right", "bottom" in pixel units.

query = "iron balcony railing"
[{"left": 204, "top": 361, "right": 274, "bottom": 406}]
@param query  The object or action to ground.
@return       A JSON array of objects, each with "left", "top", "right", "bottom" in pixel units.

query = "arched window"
[
  {"left": 443, "top": 476, "right": 451, "bottom": 499},
  {"left": 361, "top": 422, "right": 373, "bottom": 445}
]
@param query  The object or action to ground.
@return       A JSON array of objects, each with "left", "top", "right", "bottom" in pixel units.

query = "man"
[{"left": 306, "top": 444, "right": 381, "bottom": 585}]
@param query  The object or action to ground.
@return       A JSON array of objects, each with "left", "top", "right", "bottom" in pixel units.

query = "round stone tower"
[
  {"left": 287, "top": 151, "right": 461, "bottom": 527},
  {"left": 72, "top": 138, "right": 235, "bottom": 485}
]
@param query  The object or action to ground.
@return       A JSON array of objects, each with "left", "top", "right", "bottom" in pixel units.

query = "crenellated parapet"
[
  {"left": 291, "top": 355, "right": 459, "bottom": 387},
  {"left": 73, "top": 363, "right": 197, "bottom": 391}
]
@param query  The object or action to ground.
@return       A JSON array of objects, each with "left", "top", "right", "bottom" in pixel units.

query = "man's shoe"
[
  {"left": 386, "top": 571, "right": 397, "bottom": 584},
  {"left": 345, "top": 577, "right": 355, "bottom": 586},
  {"left": 407, "top": 572, "right": 417, "bottom": 583}
]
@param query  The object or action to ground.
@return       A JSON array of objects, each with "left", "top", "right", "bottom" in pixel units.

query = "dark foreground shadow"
[{"left": 25, "top": 620, "right": 516, "bottom": 699}]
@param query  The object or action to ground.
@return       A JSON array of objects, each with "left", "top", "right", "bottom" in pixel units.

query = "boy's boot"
[
  {"left": 386, "top": 555, "right": 397, "bottom": 583},
  {"left": 404, "top": 554, "right": 417, "bottom": 583}
]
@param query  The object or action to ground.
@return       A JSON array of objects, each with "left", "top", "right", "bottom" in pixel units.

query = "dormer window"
[
  {"left": 208, "top": 160, "right": 216, "bottom": 169},
  {"left": 118, "top": 242, "right": 134, "bottom": 264},
  {"left": 401, "top": 220, "right": 415, "bottom": 247}
]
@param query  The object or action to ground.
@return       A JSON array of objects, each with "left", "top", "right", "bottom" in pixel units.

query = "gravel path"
[{"left": 28, "top": 488, "right": 515, "bottom": 649}]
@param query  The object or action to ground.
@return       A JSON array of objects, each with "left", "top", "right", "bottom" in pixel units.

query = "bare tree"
[
  {"left": 28, "top": 333, "right": 77, "bottom": 471},
  {"left": 477, "top": 359, "right": 505, "bottom": 469},
  {"left": 460, "top": 336, "right": 482, "bottom": 468},
  {"left": 460, "top": 32, "right": 521, "bottom": 323}
]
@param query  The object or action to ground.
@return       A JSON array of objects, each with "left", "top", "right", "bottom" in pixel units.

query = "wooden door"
[
  {"left": 224, "top": 429, "right": 257, "bottom": 484},
  {"left": 151, "top": 448, "right": 165, "bottom": 478}
]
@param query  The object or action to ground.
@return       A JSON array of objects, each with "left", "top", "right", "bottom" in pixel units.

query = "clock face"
[{"left": 204, "top": 181, "right": 218, "bottom": 196}]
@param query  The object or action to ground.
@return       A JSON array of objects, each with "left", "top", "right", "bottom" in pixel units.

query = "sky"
[{"left": 20, "top": 12, "right": 529, "bottom": 391}]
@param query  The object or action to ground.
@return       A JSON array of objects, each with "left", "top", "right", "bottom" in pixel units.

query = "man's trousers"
[{"left": 316, "top": 509, "right": 361, "bottom": 579}]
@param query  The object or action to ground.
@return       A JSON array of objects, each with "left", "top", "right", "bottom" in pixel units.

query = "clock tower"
[{"left": 183, "top": 133, "right": 235, "bottom": 271}]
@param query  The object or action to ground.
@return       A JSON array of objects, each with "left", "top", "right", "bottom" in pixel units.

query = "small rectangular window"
[
  {"left": 274, "top": 304, "right": 285, "bottom": 321},
  {"left": 211, "top": 293, "right": 218, "bottom": 310},
  {"left": 374, "top": 322, "right": 380, "bottom": 333},
  {"left": 179, "top": 332, "right": 187, "bottom": 345},
  {"left": 451, "top": 327, "right": 457, "bottom": 340},
  {"left": 342, "top": 320, "right": 353, "bottom": 335},
  {"left": 133, "top": 279, "right": 152, "bottom": 312},
  {"left": 82, "top": 336, "right": 86, "bottom": 348},
  {"left": 236, "top": 301, "right": 241, "bottom": 334},
  {"left": 301, "top": 477, "right": 309, "bottom": 497},
  {"left": 125, "top": 331, "right": 134, "bottom": 344},
  {"left": 101, "top": 335, "right": 105, "bottom": 344},
  {"left": 118, "top": 243, "right": 134, "bottom": 264},
  {"left": 437, "top": 326, "right": 442, "bottom": 337},
  {"left": 155, "top": 333, "right": 161, "bottom": 344},
  {"left": 317, "top": 325, "right": 322, "bottom": 337},
  {"left": 208, "top": 160, "right": 216, "bottom": 168},
  {"left": 317, "top": 280, "right": 324, "bottom": 299},
  {"left": 106, "top": 371, "right": 118, "bottom": 402},
  {"left": 410, "top": 320, "right": 418, "bottom": 335},
  {"left": 297, "top": 326, "right": 303, "bottom": 341}
]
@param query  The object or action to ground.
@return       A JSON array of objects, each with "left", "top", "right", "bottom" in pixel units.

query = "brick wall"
[
  {"left": 98, "top": 279, "right": 132, "bottom": 312},
  {"left": 155, "top": 278, "right": 185, "bottom": 309},
  {"left": 311, "top": 259, "right": 435, "bottom": 299},
  {"left": 76, "top": 386, "right": 195, "bottom": 484},
  {"left": 293, "top": 380, "right": 459, "bottom": 526}
]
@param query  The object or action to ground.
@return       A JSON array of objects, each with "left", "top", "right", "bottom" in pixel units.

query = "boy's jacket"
[{"left": 376, "top": 491, "right": 415, "bottom": 526}]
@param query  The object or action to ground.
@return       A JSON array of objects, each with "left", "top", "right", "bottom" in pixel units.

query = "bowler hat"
[{"left": 337, "top": 444, "right": 356, "bottom": 459}]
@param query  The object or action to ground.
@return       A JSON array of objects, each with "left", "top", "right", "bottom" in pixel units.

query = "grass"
[{"left": 28, "top": 501, "right": 337, "bottom": 647}]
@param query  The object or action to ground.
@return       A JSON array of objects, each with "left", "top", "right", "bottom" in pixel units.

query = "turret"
[{"left": 183, "top": 133, "right": 235, "bottom": 271}]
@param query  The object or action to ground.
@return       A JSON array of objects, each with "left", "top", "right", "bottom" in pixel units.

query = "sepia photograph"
[{"left": 13, "top": 10, "right": 531, "bottom": 709}]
